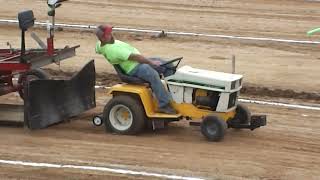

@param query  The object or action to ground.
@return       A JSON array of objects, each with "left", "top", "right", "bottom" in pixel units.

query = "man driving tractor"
[{"left": 94, "top": 25, "right": 177, "bottom": 114}]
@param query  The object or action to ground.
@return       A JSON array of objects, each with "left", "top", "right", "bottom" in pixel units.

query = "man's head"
[{"left": 95, "top": 25, "right": 114, "bottom": 43}]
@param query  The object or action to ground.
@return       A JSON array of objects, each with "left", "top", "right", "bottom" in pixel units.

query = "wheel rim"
[
  {"left": 206, "top": 121, "right": 218, "bottom": 136},
  {"left": 109, "top": 104, "right": 133, "bottom": 131}
]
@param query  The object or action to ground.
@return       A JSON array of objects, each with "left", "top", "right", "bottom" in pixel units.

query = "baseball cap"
[{"left": 102, "top": 25, "right": 113, "bottom": 38}]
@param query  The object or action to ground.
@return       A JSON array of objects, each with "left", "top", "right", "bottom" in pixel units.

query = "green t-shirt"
[{"left": 95, "top": 40, "right": 139, "bottom": 74}]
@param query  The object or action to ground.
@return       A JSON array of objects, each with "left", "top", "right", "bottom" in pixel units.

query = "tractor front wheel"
[
  {"left": 201, "top": 115, "right": 227, "bottom": 142},
  {"left": 103, "top": 95, "right": 146, "bottom": 135},
  {"left": 232, "top": 104, "right": 251, "bottom": 126},
  {"left": 18, "top": 69, "right": 50, "bottom": 99}
]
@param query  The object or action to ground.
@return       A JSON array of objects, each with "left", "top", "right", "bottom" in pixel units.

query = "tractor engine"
[{"left": 193, "top": 89, "right": 220, "bottom": 111}]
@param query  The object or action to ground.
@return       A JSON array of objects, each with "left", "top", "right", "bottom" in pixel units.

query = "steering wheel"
[
  {"left": 48, "top": 0, "right": 68, "bottom": 8},
  {"left": 160, "top": 57, "right": 183, "bottom": 72}
]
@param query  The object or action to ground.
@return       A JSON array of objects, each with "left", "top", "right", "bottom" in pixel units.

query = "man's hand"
[{"left": 150, "top": 60, "right": 162, "bottom": 67}]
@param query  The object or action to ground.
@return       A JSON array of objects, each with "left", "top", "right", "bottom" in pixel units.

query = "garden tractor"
[{"left": 93, "top": 57, "right": 266, "bottom": 142}]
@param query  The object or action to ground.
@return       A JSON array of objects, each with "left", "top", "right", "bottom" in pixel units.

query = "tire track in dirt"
[
  {"left": 1, "top": 0, "right": 319, "bottom": 39},
  {"left": 68, "top": 0, "right": 320, "bottom": 22}
]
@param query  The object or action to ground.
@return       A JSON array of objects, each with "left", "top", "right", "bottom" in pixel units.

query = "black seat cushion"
[{"left": 113, "top": 65, "right": 148, "bottom": 84}]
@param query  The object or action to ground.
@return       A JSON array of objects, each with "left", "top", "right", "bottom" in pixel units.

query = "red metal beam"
[
  {"left": 0, "top": 54, "right": 21, "bottom": 61},
  {"left": 0, "top": 49, "right": 13, "bottom": 54},
  {"left": 0, "top": 62, "right": 30, "bottom": 71}
]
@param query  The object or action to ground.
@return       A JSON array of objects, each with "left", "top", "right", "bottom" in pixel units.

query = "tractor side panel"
[{"left": 172, "top": 102, "right": 236, "bottom": 121}]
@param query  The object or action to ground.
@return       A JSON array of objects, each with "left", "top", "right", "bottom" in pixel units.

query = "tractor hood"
[{"left": 165, "top": 66, "right": 243, "bottom": 92}]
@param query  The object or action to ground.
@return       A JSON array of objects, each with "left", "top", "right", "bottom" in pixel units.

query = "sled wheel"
[{"left": 92, "top": 115, "right": 103, "bottom": 126}]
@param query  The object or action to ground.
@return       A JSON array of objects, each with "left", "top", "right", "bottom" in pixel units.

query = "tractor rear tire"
[
  {"left": 103, "top": 95, "right": 146, "bottom": 135},
  {"left": 201, "top": 115, "right": 227, "bottom": 142},
  {"left": 18, "top": 69, "right": 50, "bottom": 99}
]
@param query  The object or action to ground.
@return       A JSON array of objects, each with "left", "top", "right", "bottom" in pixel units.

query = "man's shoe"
[{"left": 158, "top": 105, "right": 177, "bottom": 114}]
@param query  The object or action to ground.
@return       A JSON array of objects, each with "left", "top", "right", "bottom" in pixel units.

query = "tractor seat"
[{"left": 113, "top": 65, "right": 148, "bottom": 85}]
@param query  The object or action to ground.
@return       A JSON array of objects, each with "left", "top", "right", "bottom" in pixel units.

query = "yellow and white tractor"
[{"left": 93, "top": 57, "right": 266, "bottom": 141}]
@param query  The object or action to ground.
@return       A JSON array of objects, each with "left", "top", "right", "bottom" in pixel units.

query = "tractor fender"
[{"left": 108, "top": 84, "right": 157, "bottom": 117}]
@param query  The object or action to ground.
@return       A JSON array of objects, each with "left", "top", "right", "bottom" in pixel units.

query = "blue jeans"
[{"left": 130, "top": 58, "right": 173, "bottom": 108}]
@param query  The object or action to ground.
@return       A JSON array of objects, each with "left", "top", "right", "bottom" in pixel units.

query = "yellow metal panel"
[
  {"left": 195, "top": 89, "right": 207, "bottom": 97},
  {"left": 172, "top": 102, "right": 235, "bottom": 121}
]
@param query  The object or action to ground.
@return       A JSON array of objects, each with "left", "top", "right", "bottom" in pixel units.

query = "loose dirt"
[{"left": 1, "top": 0, "right": 320, "bottom": 179}]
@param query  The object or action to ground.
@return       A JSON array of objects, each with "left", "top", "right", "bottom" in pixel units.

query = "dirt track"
[
  {"left": 2, "top": 0, "right": 320, "bottom": 39},
  {"left": 1, "top": 0, "right": 320, "bottom": 179},
  {"left": 0, "top": 91, "right": 320, "bottom": 180}
]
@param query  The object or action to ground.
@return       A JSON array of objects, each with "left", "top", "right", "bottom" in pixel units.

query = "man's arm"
[{"left": 129, "top": 54, "right": 161, "bottom": 66}]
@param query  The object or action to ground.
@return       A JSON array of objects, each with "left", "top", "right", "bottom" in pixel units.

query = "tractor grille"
[
  {"left": 228, "top": 92, "right": 237, "bottom": 109},
  {"left": 231, "top": 80, "right": 236, "bottom": 89},
  {"left": 231, "top": 78, "right": 242, "bottom": 90}
]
